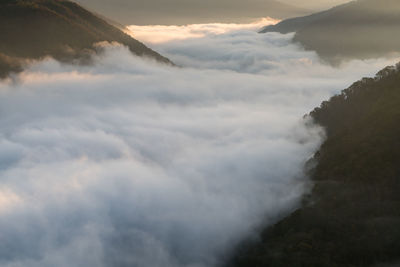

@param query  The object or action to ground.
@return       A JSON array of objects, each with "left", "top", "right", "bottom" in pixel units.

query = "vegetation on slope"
[
  {"left": 229, "top": 64, "right": 400, "bottom": 266},
  {"left": 0, "top": 0, "right": 172, "bottom": 77},
  {"left": 261, "top": 0, "right": 400, "bottom": 62}
]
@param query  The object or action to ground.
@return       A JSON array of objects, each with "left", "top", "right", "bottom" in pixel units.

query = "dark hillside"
[
  {"left": 260, "top": 4, "right": 342, "bottom": 34},
  {"left": 261, "top": 0, "right": 400, "bottom": 62},
  {"left": 229, "top": 64, "right": 400, "bottom": 266},
  {"left": 0, "top": 0, "right": 172, "bottom": 77},
  {"left": 0, "top": 54, "right": 23, "bottom": 78}
]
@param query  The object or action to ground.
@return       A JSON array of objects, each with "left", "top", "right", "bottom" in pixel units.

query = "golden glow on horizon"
[
  {"left": 126, "top": 17, "right": 279, "bottom": 44},
  {"left": 0, "top": 188, "right": 21, "bottom": 213}
]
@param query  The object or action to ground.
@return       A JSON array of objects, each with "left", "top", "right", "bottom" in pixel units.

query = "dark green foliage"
[
  {"left": 261, "top": 0, "right": 400, "bottom": 63},
  {"left": 0, "top": 0, "right": 172, "bottom": 77},
  {"left": 228, "top": 64, "right": 400, "bottom": 266}
]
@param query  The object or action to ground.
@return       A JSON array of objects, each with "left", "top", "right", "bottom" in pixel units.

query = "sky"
[
  {"left": 280, "top": 0, "right": 351, "bottom": 9},
  {"left": 76, "top": 0, "right": 352, "bottom": 25},
  {"left": 0, "top": 20, "right": 397, "bottom": 267}
]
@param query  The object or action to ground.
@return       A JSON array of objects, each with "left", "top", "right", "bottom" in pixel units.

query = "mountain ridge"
[
  {"left": 0, "top": 0, "right": 172, "bottom": 78},
  {"left": 228, "top": 61, "right": 400, "bottom": 266},
  {"left": 261, "top": 0, "right": 400, "bottom": 62}
]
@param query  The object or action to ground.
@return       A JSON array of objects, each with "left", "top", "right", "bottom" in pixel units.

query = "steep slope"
[
  {"left": 229, "top": 64, "right": 400, "bottom": 266},
  {"left": 75, "top": 0, "right": 310, "bottom": 25},
  {"left": 261, "top": 0, "right": 400, "bottom": 62},
  {"left": 0, "top": 0, "right": 172, "bottom": 77}
]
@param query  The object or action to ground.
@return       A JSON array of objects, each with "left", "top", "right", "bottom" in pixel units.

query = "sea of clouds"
[{"left": 0, "top": 22, "right": 398, "bottom": 267}]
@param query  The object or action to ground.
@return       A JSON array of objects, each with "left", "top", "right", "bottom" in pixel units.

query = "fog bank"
[{"left": 0, "top": 25, "right": 398, "bottom": 267}]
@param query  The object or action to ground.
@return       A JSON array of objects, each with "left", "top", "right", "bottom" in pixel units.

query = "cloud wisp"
[
  {"left": 0, "top": 27, "right": 398, "bottom": 267},
  {"left": 127, "top": 18, "right": 278, "bottom": 44}
]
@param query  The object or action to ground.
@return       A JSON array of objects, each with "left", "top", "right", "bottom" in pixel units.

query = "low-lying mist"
[{"left": 0, "top": 24, "right": 398, "bottom": 267}]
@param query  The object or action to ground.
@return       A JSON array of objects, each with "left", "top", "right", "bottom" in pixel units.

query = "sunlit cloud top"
[
  {"left": 127, "top": 17, "right": 279, "bottom": 44},
  {"left": 0, "top": 188, "right": 21, "bottom": 213}
]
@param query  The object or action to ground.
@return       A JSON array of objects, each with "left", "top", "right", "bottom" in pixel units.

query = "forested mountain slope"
[
  {"left": 0, "top": 0, "right": 172, "bottom": 78},
  {"left": 261, "top": 0, "right": 400, "bottom": 62},
  {"left": 229, "top": 64, "right": 400, "bottom": 266}
]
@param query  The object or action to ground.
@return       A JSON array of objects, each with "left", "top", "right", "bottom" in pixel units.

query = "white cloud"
[
  {"left": 127, "top": 18, "right": 279, "bottom": 43},
  {"left": 0, "top": 27, "right": 398, "bottom": 267}
]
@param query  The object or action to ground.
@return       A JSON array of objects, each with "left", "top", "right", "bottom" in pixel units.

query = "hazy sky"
[
  {"left": 281, "top": 0, "right": 352, "bottom": 9},
  {"left": 76, "top": 0, "right": 352, "bottom": 25}
]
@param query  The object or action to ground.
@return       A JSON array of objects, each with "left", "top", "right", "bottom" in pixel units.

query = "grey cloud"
[{"left": 0, "top": 30, "right": 397, "bottom": 267}]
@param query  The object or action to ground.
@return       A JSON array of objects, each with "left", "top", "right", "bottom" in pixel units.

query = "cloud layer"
[
  {"left": 0, "top": 26, "right": 398, "bottom": 267},
  {"left": 127, "top": 18, "right": 278, "bottom": 43}
]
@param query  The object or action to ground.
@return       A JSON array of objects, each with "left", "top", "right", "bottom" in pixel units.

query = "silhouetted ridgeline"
[
  {"left": 0, "top": 0, "right": 172, "bottom": 78},
  {"left": 228, "top": 63, "right": 400, "bottom": 266},
  {"left": 261, "top": 0, "right": 400, "bottom": 62}
]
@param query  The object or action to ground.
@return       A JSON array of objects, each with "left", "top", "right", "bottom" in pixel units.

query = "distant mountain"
[
  {"left": 261, "top": 0, "right": 400, "bottom": 62},
  {"left": 277, "top": 0, "right": 351, "bottom": 11},
  {"left": 75, "top": 0, "right": 310, "bottom": 25},
  {"left": 0, "top": 0, "right": 172, "bottom": 78},
  {"left": 229, "top": 63, "right": 400, "bottom": 266}
]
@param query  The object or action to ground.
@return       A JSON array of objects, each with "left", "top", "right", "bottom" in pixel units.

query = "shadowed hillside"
[
  {"left": 0, "top": 0, "right": 172, "bottom": 78},
  {"left": 228, "top": 64, "right": 400, "bottom": 266},
  {"left": 261, "top": 0, "right": 400, "bottom": 62}
]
